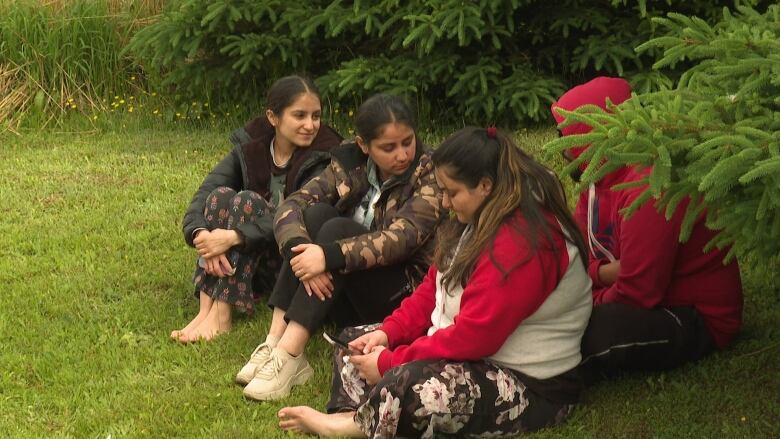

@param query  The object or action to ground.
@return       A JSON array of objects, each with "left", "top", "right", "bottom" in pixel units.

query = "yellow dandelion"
[
  {"left": 114, "top": 95, "right": 120, "bottom": 99},
  {"left": 92, "top": 115, "right": 98, "bottom": 120},
  {"left": 226, "top": 112, "right": 230, "bottom": 116},
  {"left": 153, "top": 109, "right": 159, "bottom": 114},
  {"left": 176, "top": 112, "right": 181, "bottom": 117},
  {"left": 119, "top": 99, "right": 125, "bottom": 104},
  {"left": 70, "top": 104, "right": 77, "bottom": 109},
  {"left": 197, "top": 115, "right": 201, "bottom": 119},
  {"left": 131, "top": 76, "right": 136, "bottom": 80},
  {"left": 204, "top": 103, "right": 209, "bottom": 107},
  {"left": 335, "top": 108, "right": 339, "bottom": 113},
  {"left": 128, "top": 107, "right": 134, "bottom": 113},
  {"left": 129, "top": 96, "right": 134, "bottom": 100},
  {"left": 348, "top": 110, "right": 354, "bottom": 117},
  {"left": 67, "top": 97, "right": 74, "bottom": 103},
  {"left": 192, "top": 102, "right": 197, "bottom": 106},
  {"left": 151, "top": 92, "right": 157, "bottom": 97}
]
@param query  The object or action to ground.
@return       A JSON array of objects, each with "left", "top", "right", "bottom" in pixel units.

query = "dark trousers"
[
  {"left": 192, "top": 187, "right": 278, "bottom": 314},
  {"left": 267, "top": 203, "right": 410, "bottom": 332},
  {"left": 579, "top": 303, "right": 716, "bottom": 382}
]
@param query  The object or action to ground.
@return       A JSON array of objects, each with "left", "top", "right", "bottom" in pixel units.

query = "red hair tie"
[{"left": 486, "top": 126, "right": 497, "bottom": 139}]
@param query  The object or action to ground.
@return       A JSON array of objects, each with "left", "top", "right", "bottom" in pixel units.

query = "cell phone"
[{"left": 323, "top": 332, "right": 360, "bottom": 355}]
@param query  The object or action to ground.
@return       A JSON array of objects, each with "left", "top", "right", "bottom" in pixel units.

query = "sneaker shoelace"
[
  {"left": 255, "top": 352, "right": 285, "bottom": 379},
  {"left": 248, "top": 343, "right": 270, "bottom": 366}
]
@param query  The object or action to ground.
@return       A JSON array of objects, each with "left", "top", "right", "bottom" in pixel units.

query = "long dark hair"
[
  {"left": 431, "top": 127, "right": 588, "bottom": 289},
  {"left": 265, "top": 75, "right": 320, "bottom": 116},
  {"left": 355, "top": 94, "right": 416, "bottom": 144}
]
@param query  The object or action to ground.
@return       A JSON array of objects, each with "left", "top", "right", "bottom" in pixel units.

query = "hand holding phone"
[{"left": 323, "top": 332, "right": 360, "bottom": 355}]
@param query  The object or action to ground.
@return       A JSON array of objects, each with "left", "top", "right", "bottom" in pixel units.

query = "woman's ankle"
[
  {"left": 276, "top": 322, "right": 310, "bottom": 356},
  {"left": 197, "top": 291, "right": 214, "bottom": 313},
  {"left": 208, "top": 299, "right": 233, "bottom": 325}
]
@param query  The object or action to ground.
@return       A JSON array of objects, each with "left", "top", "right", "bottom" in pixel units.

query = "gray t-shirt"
[
  {"left": 269, "top": 171, "right": 286, "bottom": 209},
  {"left": 269, "top": 137, "right": 289, "bottom": 208}
]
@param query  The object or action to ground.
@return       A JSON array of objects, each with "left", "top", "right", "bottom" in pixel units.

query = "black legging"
[
  {"left": 267, "top": 203, "right": 410, "bottom": 332},
  {"left": 579, "top": 303, "right": 716, "bottom": 383}
]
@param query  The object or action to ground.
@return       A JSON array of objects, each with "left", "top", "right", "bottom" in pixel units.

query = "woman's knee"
[
  {"left": 315, "top": 217, "right": 366, "bottom": 243},
  {"left": 302, "top": 203, "right": 341, "bottom": 235},
  {"left": 203, "top": 186, "right": 237, "bottom": 228},
  {"left": 231, "top": 190, "right": 267, "bottom": 208},
  {"left": 227, "top": 190, "right": 270, "bottom": 225},
  {"left": 205, "top": 186, "right": 237, "bottom": 208}
]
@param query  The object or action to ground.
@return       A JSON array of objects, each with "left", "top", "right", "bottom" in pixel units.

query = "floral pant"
[
  {"left": 192, "top": 187, "right": 281, "bottom": 314},
  {"left": 327, "top": 325, "right": 576, "bottom": 439}
]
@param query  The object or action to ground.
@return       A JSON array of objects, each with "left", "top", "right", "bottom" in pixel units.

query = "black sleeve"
[
  {"left": 182, "top": 148, "right": 243, "bottom": 247},
  {"left": 229, "top": 126, "right": 252, "bottom": 148}
]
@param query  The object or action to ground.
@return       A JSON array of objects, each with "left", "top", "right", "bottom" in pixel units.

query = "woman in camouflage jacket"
[{"left": 236, "top": 94, "right": 444, "bottom": 402}]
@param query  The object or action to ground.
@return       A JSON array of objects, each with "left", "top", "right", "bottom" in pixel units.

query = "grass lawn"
[{"left": 1, "top": 125, "right": 778, "bottom": 438}]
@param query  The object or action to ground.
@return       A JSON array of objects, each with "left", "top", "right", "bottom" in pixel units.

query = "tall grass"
[{"left": 0, "top": 0, "right": 164, "bottom": 130}]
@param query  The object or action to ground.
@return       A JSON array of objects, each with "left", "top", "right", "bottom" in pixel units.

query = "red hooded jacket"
[{"left": 550, "top": 77, "right": 743, "bottom": 349}]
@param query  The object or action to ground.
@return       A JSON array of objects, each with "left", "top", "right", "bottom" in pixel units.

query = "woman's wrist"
[
  {"left": 321, "top": 242, "right": 346, "bottom": 271},
  {"left": 231, "top": 230, "right": 244, "bottom": 247}
]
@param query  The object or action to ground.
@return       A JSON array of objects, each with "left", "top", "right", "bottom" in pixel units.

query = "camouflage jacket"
[{"left": 273, "top": 139, "right": 444, "bottom": 287}]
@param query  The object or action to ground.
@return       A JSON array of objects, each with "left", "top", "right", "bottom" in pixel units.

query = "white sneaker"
[
  {"left": 235, "top": 341, "right": 274, "bottom": 385},
  {"left": 242, "top": 347, "right": 314, "bottom": 401}
]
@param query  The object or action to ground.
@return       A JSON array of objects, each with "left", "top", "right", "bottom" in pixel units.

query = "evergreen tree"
[
  {"left": 545, "top": 5, "right": 780, "bottom": 263},
  {"left": 127, "top": 0, "right": 769, "bottom": 125}
]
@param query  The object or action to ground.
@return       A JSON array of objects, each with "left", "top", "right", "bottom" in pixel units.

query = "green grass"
[{"left": 1, "top": 125, "right": 778, "bottom": 438}]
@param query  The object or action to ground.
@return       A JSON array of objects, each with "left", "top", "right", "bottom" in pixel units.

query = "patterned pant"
[
  {"left": 192, "top": 187, "right": 280, "bottom": 314},
  {"left": 327, "top": 325, "right": 576, "bottom": 439}
]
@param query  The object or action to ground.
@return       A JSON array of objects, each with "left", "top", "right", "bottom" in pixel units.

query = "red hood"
[{"left": 551, "top": 76, "right": 632, "bottom": 159}]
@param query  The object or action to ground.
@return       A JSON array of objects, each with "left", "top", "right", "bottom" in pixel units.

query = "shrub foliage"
[
  {"left": 128, "top": 0, "right": 770, "bottom": 125},
  {"left": 545, "top": 5, "right": 780, "bottom": 262}
]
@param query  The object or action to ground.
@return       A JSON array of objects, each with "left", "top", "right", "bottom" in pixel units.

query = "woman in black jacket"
[{"left": 172, "top": 75, "right": 342, "bottom": 342}]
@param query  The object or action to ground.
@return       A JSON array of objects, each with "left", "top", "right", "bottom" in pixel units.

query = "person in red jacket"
[
  {"left": 550, "top": 76, "right": 743, "bottom": 380},
  {"left": 275, "top": 127, "right": 593, "bottom": 437}
]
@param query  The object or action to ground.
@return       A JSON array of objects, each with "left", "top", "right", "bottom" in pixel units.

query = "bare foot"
[
  {"left": 178, "top": 299, "right": 232, "bottom": 343},
  {"left": 171, "top": 309, "right": 210, "bottom": 340},
  {"left": 171, "top": 292, "right": 213, "bottom": 341},
  {"left": 278, "top": 407, "right": 364, "bottom": 437}
]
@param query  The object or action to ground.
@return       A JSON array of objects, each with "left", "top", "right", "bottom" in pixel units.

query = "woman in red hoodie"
[
  {"left": 276, "top": 127, "right": 593, "bottom": 438},
  {"left": 550, "top": 76, "right": 743, "bottom": 380}
]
